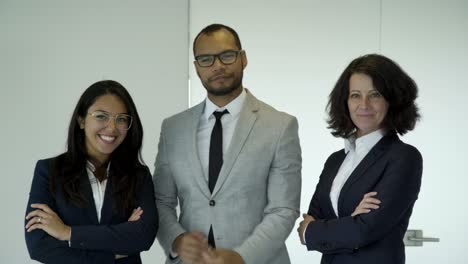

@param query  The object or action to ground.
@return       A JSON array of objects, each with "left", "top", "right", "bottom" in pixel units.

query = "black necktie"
[
  {"left": 208, "top": 110, "right": 228, "bottom": 193},
  {"left": 208, "top": 109, "right": 228, "bottom": 248}
]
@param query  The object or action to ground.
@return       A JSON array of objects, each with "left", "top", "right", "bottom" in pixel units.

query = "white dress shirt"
[
  {"left": 85, "top": 161, "right": 111, "bottom": 222},
  {"left": 329, "top": 129, "right": 385, "bottom": 217},
  {"left": 196, "top": 88, "right": 246, "bottom": 181}
]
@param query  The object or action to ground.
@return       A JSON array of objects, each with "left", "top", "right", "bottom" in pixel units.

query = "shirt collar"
[
  {"left": 203, "top": 88, "right": 246, "bottom": 121},
  {"left": 86, "top": 160, "right": 111, "bottom": 179},
  {"left": 344, "top": 129, "right": 386, "bottom": 154}
]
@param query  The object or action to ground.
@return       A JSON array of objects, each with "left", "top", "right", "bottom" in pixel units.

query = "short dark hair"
[
  {"left": 193, "top": 23, "right": 242, "bottom": 56},
  {"left": 327, "top": 54, "right": 420, "bottom": 138},
  {"left": 51, "top": 80, "right": 145, "bottom": 215}
]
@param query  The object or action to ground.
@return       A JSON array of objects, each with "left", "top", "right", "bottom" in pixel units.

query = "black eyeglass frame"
[{"left": 194, "top": 50, "right": 242, "bottom": 67}]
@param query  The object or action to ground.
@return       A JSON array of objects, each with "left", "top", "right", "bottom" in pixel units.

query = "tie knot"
[{"left": 213, "top": 110, "right": 229, "bottom": 120}]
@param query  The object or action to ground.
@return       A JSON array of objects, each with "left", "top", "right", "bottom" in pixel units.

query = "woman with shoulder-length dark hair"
[
  {"left": 25, "top": 80, "right": 158, "bottom": 264},
  {"left": 298, "top": 54, "right": 422, "bottom": 264}
]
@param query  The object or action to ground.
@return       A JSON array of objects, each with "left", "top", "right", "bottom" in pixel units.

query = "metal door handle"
[
  {"left": 407, "top": 237, "right": 440, "bottom": 242},
  {"left": 404, "top": 229, "right": 440, "bottom": 246}
]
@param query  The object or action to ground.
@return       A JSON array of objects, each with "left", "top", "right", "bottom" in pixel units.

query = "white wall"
[
  {"left": 0, "top": 0, "right": 188, "bottom": 262},
  {"left": 2, "top": 0, "right": 467, "bottom": 263},
  {"left": 190, "top": 0, "right": 468, "bottom": 263}
]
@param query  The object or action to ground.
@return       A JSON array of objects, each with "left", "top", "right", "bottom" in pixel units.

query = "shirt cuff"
[
  {"left": 302, "top": 223, "right": 309, "bottom": 245},
  {"left": 169, "top": 250, "right": 179, "bottom": 260},
  {"left": 68, "top": 227, "right": 72, "bottom": 247}
]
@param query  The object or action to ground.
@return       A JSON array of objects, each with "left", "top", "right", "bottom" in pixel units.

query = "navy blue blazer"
[
  {"left": 25, "top": 156, "right": 158, "bottom": 264},
  {"left": 305, "top": 133, "right": 422, "bottom": 264}
]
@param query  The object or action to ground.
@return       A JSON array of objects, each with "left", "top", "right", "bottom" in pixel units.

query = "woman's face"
[
  {"left": 79, "top": 94, "right": 129, "bottom": 164},
  {"left": 348, "top": 73, "right": 389, "bottom": 138}
]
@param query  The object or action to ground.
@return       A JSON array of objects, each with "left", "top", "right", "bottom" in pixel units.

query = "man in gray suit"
[{"left": 153, "top": 24, "right": 301, "bottom": 264}]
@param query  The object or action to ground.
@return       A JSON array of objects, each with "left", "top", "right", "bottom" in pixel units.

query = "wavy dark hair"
[
  {"left": 193, "top": 23, "right": 242, "bottom": 56},
  {"left": 327, "top": 54, "right": 420, "bottom": 138},
  {"left": 50, "top": 80, "right": 145, "bottom": 216}
]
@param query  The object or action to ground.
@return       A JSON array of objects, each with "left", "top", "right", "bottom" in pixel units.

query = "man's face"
[{"left": 193, "top": 29, "right": 247, "bottom": 96}]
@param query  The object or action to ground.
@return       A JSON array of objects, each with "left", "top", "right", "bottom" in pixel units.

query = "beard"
[{"left": 203, "top": 71, "right": 243, "bottom": 96}]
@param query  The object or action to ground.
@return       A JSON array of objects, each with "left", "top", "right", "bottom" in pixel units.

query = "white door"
[{"left": 382, "top": 0, "right": 467, "bottom": 263}]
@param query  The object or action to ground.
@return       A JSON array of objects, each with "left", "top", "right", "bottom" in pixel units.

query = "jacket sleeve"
[
  {"left": 70, "top": 168, "right": 159, "bottom": 255},
  {"left": 234, "top": 116, "right": 302, "bottom": 263},
  {"left": 25, "top": 159, "right": 115, "bottom": 264},
  {"left": 307, "top": 155, "right": 336, "bottom": 220},
  {"left": 152, "top": 119, "right": 186, "bottom": 259},
  {"left": 305, "top": 146, "right": 423, "bottom": 254}
]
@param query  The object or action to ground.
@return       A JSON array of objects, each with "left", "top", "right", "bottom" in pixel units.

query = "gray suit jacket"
[{"left": 153, "top": 90, "right": 302, "bottom": 264}]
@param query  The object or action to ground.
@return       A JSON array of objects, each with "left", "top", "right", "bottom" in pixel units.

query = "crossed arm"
[
  {"left": 25, "top": 160, "right": 158, "bottom": 264},
  {"left": 298, "top": 147, "right": 422, "bottom": 253}
]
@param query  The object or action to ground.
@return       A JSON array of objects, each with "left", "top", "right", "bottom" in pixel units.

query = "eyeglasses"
[
  {"left": 88, "top": 110, "right": 133, "bottom": 130},
  {"left": 195, "top": 50, "right": 242, "bottom": 67}
]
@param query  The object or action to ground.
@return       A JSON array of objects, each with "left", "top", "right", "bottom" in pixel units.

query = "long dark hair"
[
  {"left": 51, "top": 80, "right": 145, "bottom": 216},
  {"left": 327, "top": 54, "right": 420, "bottom": 138}
]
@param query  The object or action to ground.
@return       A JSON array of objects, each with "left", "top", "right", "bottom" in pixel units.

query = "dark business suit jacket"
[
  {"left": 25, "top": 155, "right": 158, "bottom": 264},
  {"left": 305, "top": 133, "right": 422, "bottom": 264}
]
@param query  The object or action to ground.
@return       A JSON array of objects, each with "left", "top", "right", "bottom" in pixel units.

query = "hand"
[
  {"left": 25, "top": 203, "right": 71, "bottom": 241},
  {"left": 297, "top": 213, "right": 315, "bottom": 245},
  {"left": 202, "top": 248, "right": 244, "bottom": 264},
  {"left": 114, "top": 207, "right": 143, "bottom": 259},
  {"left": 128, "top": 206, "right": 143, "bottom": 221},
  {"left": 351, "top": 192, "right": 381, "bottom": 217},
  {"left": 173, "top": 230, "right": 209, "bottom": 264}
]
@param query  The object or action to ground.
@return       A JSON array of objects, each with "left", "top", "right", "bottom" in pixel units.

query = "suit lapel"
[
  {"left": 99, "top": 176, "right": 113, "bottom": 224},
  {"left": 337, "top": 133, "right": 397, "bottom": 212},
  {"left": 189, "top": 102, "right": 212, "bottom": 198},
  {"left": 79, "top": 169, "right": 99, "bottom": 224},
  {"left": 211, "top": 90, "right": 258, "bottom": 196},
  {"left": 323, "top": 151, "right": 346, "bottom": 218}
]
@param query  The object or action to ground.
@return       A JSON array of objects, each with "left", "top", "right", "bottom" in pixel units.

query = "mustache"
[{"left": 209, "top": 73, "right": 232, "bottom": 81}]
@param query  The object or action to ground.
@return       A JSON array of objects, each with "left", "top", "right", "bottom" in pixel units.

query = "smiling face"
[
  {"left": 194, "top": 28, "right": 247, "bottom": 100},
  {"left": 78, "top": 94, "right": 128, "bottom": 164},
  {"left": 348, "top": 73, "right": 389, "bottom": 137}
]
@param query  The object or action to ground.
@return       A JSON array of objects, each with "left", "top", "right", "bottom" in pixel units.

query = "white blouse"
[{"left": 329, "top": 129, "right": 385, "bottom": 217}]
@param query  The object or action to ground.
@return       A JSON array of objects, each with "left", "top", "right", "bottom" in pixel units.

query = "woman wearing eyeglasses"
[{"left": 25, "top": 80, "right": 158, "bottom": 263}]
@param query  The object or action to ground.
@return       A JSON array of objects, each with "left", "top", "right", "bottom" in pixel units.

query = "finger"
[
  {"left": 181, "top": 247, "right": 204, "bottom": 262},
  {"left": 26, "top": 223, "right": 45, "bottom": 233},
  {"left": 25, "top": 209, "right": 49, "bottom": 220},
  {"left": 25, "top": 217, "right": 43, "bottom": 229},
  {"left": 128, "top": 215, "right": 140, "bottom": 221},
  {"left": 360, "top": 203, "right": 380, "bottom": 210},
  {"left": 192, "top": 230, "right": 207, "bottom": 241},
  {"left": 128, "top": 213, "right": 141, "bottom": 221},
  {"left": 202, "top": 247, "right": 217, "bottom": 262},
  {"left": 360, "top": 200, "right": 381, "bottom": 208},
  {"left": 30, "top": 204, "right": 55, "bottom": 215},
  {"left": 352, "top": 208, "right": 371, "bottom": 216},
  {"left": 364, "top": 197, "right": 381, "bottom": 204},
  {"left": 363, "top": 192, "right": 378, "bottom": 198}
]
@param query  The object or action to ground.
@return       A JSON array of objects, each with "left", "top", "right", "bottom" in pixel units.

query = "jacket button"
[{"left": 209, "top": 200, "right": 215, "bottom": 206}]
